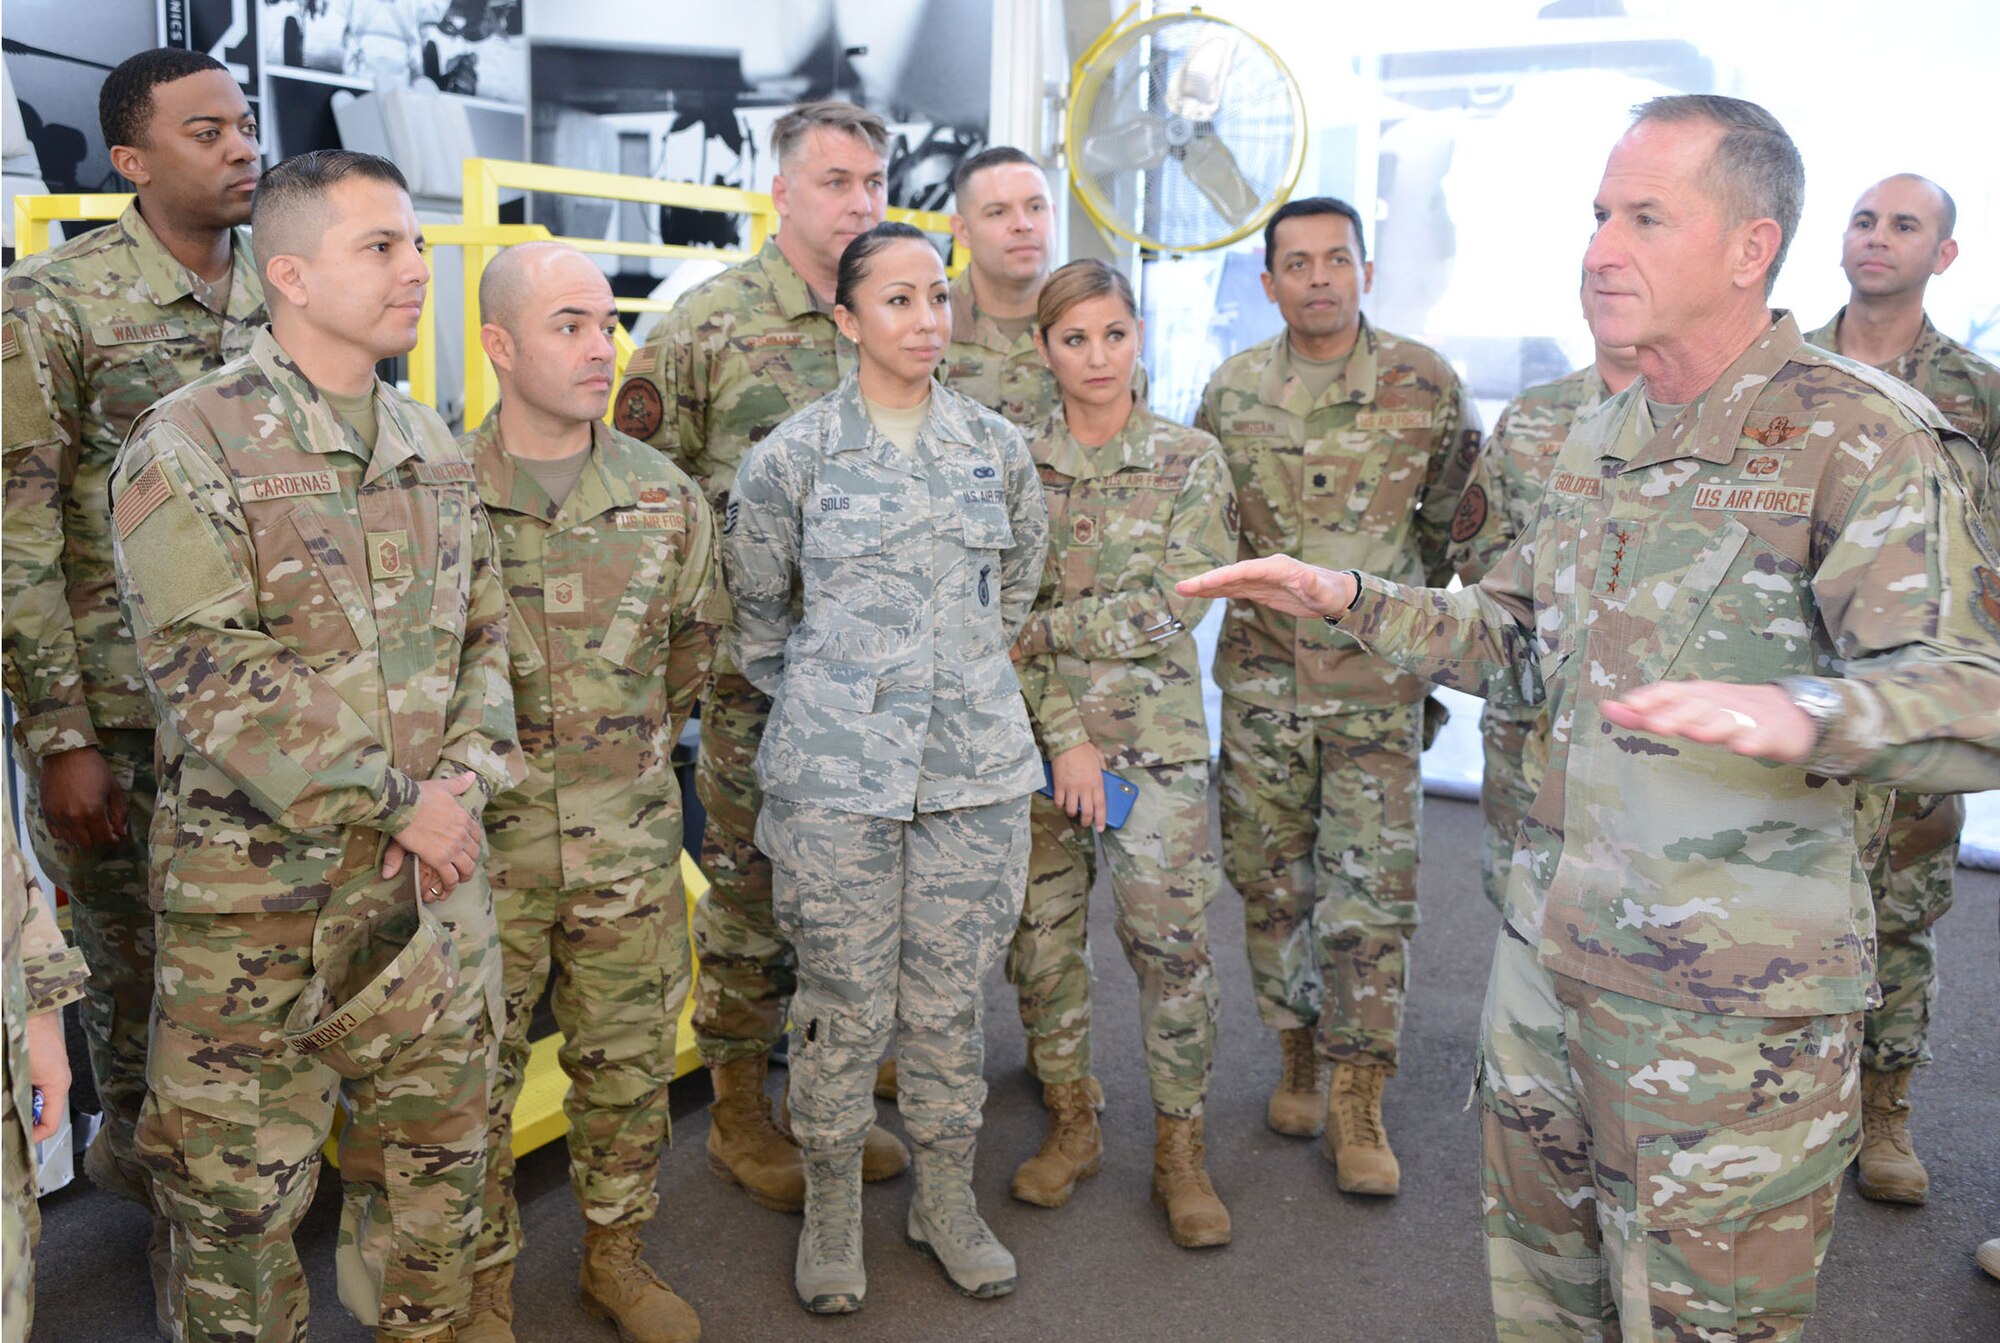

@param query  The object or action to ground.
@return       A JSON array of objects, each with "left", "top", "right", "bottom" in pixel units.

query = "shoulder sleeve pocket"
[{"left": 112, "top": 448, "right": 246, "bottom": 633}]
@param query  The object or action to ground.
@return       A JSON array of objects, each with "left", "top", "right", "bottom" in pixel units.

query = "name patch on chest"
[
  {"left": 959, "top": 488, "right": 1005, "bottom": 506},
  {"left": 817, "top": 494, "right": 857, "bottom": 513},
  {"left": 742, "top": 333, "right": 811, "bottom": 350},
  {"left": 614, "top": 509, "right": 684, "bottom": 531},
  {"left": 241, "top": 470, "right": 340, "bottom": 502},
  {"left": 1355, "top": 409, "right": 1433, "bottom": 431},
  {"left": 102, "top": 321, "right": 176, "bottom": 345},
  {"left": 414, "top": 462, "right": 476, "bottom": 486},
  {"left": 1692, "top": 484, "right": 1814, "bottom": 516},
  {"left": 1550, "top": 471, "right": 1604, "bottom": 499}
]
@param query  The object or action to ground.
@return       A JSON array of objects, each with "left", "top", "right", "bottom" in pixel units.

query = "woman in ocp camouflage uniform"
[
  {"left": 723, "top": 222, "right": 1049, "bottom": 1314},
  {"left": 1004, "top": 260, "right": 1240, "bottom": 1246}
]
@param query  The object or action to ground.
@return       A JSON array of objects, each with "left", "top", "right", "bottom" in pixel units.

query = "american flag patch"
[
  {"left": 114, "top": 461, "right": 173, "bottom": 538},
  {"left": 623, "top": 345, "right": 658, "bottom": 378}
]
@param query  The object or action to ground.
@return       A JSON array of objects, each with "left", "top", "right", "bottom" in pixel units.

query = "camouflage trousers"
[
  {"left": 475, "top": 865, "right": 692, "bottom": 1269},
  {"left": 3, "top": 1083, "right": 39, "bottom": 1340},
  {"left": 759, "top": 794, "right": 1030, "bottom": 1152},
  {"left": 690, "top": 672, "right": 791, "bottom": 1068},
  {"left": 136, "top": 872, "right": 499, "bottom": 1342},
  {"left": 1861, "top": 787, "right": 1962, "bottom": 1074},
  {"left": 1005, "top": 761, "right": 1220, "bottom": 1118},
  {"left": 1476, "top": 707, "right": 1542, "bottom": 914},
  {"left": 1479, "top": 924, "right": 1857, "bottom": 1342},
  {"left": 1219, "top": 698, "right": 1421, "bottom": 1069},
  {"left": 17, "top": 727, "right": 157, "bottom": 1204}
]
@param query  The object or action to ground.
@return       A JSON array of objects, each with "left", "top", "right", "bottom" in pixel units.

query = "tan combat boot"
[
  {"left": 706, "top": 1054, "right": 806, "bottom": 1211},
  {"left": 1856, "top": 1066, "right": 1929, "bottom": 1204},
  {"left": 1010, "top": 1078, "right": 1104, "bottom": 1208},
  {"left": 455, "top": 1262, "right": 515, "bottom": 1343},
  {"left": 874, "top": 1056, "right": 898, "bottom": 1101},
  {"left": 1324, "top": 1061, "right": 1400, "bottom": 1196},
  {"left": 580, "top": 1226, "right": 702, "bottom": 1343},
  {"left": 1150, "top": 1114, "right": 1231, "bottom": 1248},
  {"left": 1267, "top": 1027, "right": 1329, "bottom": 1137}
]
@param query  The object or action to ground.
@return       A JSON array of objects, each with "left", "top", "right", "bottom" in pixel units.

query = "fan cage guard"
[{"left": 1066, "top": 9, "right": 1309, "bottom": 254}]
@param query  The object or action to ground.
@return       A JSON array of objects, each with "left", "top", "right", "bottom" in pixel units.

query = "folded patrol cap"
[{"left": 283, "top": 872, "right": 461, "bottom": 1080}]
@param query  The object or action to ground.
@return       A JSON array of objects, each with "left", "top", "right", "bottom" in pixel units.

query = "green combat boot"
[
  {"left": 1010, "top": 1078, "right": 1103, "bottom": 1208},
  {"left": 1856, "top": 1066, "right": 1929, "bottom": 1204},
  {"left": 1267, "top": 1027, "right": 1329, "bottom": 1138},
  {"left": 1324, "top": 1061, "right": 1401, "bottom": 1196},
  {"left": 907, "top": 1139, "right": 1016, "bottom": 1299},
  {"left": 580, "top": 1226, "right": 701, "bottom": 1342},
  {"left": 796, "top": 1149, "right": 867, "bottom": 1314},
  {"left": 455, "top": 1262, "right": 515, "bottom": 1343}
]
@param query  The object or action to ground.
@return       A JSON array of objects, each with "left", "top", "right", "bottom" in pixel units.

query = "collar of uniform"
[
  {"left": 1615, "top": 310, "right": 1803, "bottom": 471},
  {"left": 823, "top": 369, "right": 982, "bottom": 469},
  {"left": 119, "top": 202, "right": 262, "bottom": 319},
  {"left": 758, "top": 239, "right": 829, "bottom": 322},
  {"left": 947, "top": 270, "right": 1033, "bottom": 355},
  {"left": 1801, "top": 306, "right": 1842, "bottom": 353},
  {"left": 470, "top": 415, "right": 631, "bottom": 526},
  {"left": 249, "top": 325, "right": 420, "bottom": 479},
  {"left": 1891, "top": 312, "right": 1951, "bottom": 387},
  {"left": 1036, "top": 399, "right": 1160, "bottom": 481},
  {"left": 1255, "top": 317, "right": 1379, "bottom": 419}
]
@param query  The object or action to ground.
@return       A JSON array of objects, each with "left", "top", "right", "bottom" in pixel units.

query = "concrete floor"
[{"left": 29, "top": 797, "right": 2000, "bottom": 1341}]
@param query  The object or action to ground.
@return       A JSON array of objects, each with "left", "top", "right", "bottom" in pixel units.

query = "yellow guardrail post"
[{"left": 13, "top": 195, "right": 134, "bottom": 258}]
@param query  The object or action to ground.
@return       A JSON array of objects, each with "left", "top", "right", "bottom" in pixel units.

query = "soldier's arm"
[
  {"left": 1017, "top": 447, "right": 1238, "bottom": 662},
  {"left": 1784, "top": 430, "right": 2000, "bottom": 789},
  {"left": 433, "top": 495, "right": 525, "bottom": 809},
  {"left": 1415, "top": 372, "right": 1482, "bottom": 587},
  {"left": 110, "top": 423, "right": 429, "bottom": 835},
  {"left": 616, "top": 312, "right": 703, "bottom": 481},
  {"left": 6, "top": 832, "right": 88, "bottom": 1018},
  {"left": 661, "top": 488, "right": 724, "bottom": 744},
  {"left": 721, "top": 441, "right": 801, "bottom": 696},
  {"left": 1447, "top": 405, "right": 1520, "bottom": 585},
  {"left": 1, "top": 291, "right": 97, "bottom": 757},
  {"left": 1013, "top": 652, "right": 1091, "bottom": 759},
  {"left": 996, "top": 429, "right": 1050, "bottom": 645}
]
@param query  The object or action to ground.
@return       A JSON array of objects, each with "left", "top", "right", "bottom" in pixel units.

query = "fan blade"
[
  {"left": 1180, "top": 132, "right": 1260, "bottom": 226},
  {"left": 1080, "top": 115, "right": 1171, "bottom": 177},
  {"left": 1165, "top": 31, "right": 1238, "bottom": 123}
]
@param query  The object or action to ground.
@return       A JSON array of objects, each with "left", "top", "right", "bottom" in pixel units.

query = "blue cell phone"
[{"left": 1038, "top": 761, "right": 1138, "bottom": 829}]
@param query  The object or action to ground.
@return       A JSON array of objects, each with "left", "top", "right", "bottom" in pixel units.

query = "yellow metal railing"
[
  {"left": 16, "top": 163, "right": 966, "bottom": 431},
  {"left": 453, "top": 157, "right": 963, "bottom": 428}
]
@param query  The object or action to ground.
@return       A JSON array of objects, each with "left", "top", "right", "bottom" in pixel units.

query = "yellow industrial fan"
[{"left": 1067, "top": 5, "right": 1308, "bottom": 253}]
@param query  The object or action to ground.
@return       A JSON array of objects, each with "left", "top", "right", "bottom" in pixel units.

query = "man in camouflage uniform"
[
  {"left": 2, "top": 783, "right": 90, "bottom": 1343},
  {"left": 111, "top": 151, "right": 522, "bottom": 1343},
  {"left": 1, "top": 52, "right": 265, "bottom": 1274},
  {"left": 1802, "top": 173, "right": 2000, "bottom": 1207},
  {"left": 1195, "top": 196, "right": 1478, "bottom": 1195},
  {"left": 940, "top": 146, "right": 1061, "bottom": 431},
  {"left": 1448, "top": 287, "right": 1638, "bottom": 912},
  {"left": 612, "top": 99, "right": 907, "bottom": 1208},
  {"left": 460, "top": 243, "right": 722, "bottom": 1343},
  {"left": 1183, "top": 96, "right": 2000, "bottom": 1340}
]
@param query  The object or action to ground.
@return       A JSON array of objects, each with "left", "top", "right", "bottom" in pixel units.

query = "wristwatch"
[{"left": 1775, "top": 676, "right": 1843, "bottom": 755}]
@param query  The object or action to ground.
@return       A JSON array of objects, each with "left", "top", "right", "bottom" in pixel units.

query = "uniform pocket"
[
  {"left": 597, "top": 536, "right": 673, "bottom": 672},
  {"left": 960, "top": 503, "right": 1015, "bottom": 550},
  {"left": 143, "top": 1013, "right": 266, "bottom": 1201},
  {"left": 803, "top": 491, "right": 882, "bottom": 557},
  {"left": 960, "top": 651, "right": 1022, "bottom": 705},
  {"left": 283, "top": 507, "right": 379, "bottom": 651},
  {"left": 427, "top": 483, "right": 473, "bottom": 637},
  {"left": 783, "top": 659, "right": 880, "bottom": 714}
]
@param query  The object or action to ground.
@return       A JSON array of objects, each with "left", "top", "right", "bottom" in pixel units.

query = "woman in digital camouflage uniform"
[{"left": 723, "top": 222, "right": 1048, "bottom": 1314}]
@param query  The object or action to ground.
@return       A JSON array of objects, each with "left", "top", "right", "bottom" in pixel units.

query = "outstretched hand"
[
  {"left": 1174, "top": 556, "right": 1358, "bottom": 620},
  {"left": 1602, "top": 681, "right": 1815, "bottom": 764}
]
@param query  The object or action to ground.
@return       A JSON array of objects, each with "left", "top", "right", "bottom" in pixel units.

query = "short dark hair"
[
  {"left": 251, "top": 150, "right": 411, "bottom": 274},
  {"left": 952, "top": 145, "right": 1042, "bottom": 207},
  {"left": 98, "top": 48, "right": 230, "bottom": 150},
  {"left": 1632, "top": 95, "right": 1803, "bottom": 295},
  {"left": 834, "top": 221, "right": 935, "bottom": 312},
  {"left": 1263, "top": 197, "right": 1367, "bottom": 271}
]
